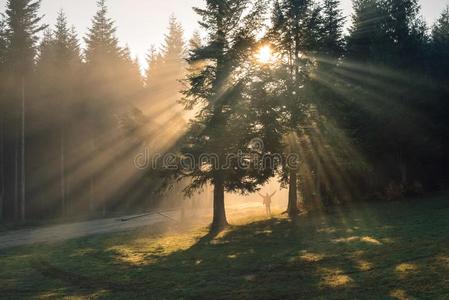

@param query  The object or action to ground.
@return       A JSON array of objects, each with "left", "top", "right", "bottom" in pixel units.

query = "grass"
[{"left": 1, "top": 195, "right": 449, "bottom": 299}]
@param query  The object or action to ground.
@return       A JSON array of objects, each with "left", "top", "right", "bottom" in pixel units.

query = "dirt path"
[
  {"left": 0, "top": 210, "right": 181, "bottom": 250},
  {"left": 0, "top": 201, "right": 273, "bottom": 250}
]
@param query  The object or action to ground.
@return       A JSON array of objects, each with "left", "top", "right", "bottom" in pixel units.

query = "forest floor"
[{"left": 1, "top": 194, "right": 449, "bottom": 299}]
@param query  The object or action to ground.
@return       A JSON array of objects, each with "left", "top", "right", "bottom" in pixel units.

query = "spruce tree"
[
  {"left": 54, "top": 11, "right": 82, "bottom": 68},
  {"left": 144, "top": 16, "right": 186, "bottom": 123},
  {"left": 384, "top": 0, "right": 427, "bottom": 68},
  {"left": 35, "top": 10, "right": 82, "bottom": 217},
  {"left": 321, "top": 0, "right": 345, "bottom": 58},
  {"left": 3, "top": 0, "right": 45, "bottom": 221},
  {"left": 431, "top": 6, "right": 449, "bottom": 79},
  {"left": 84, "top": 0, "right": 124, "bottom": 213},
  {"left": 144, "top": 46, "right": 164, "bottom": 89},
  {"left": 4, "top": 0, "right": 46, "bottom": 75},
  {"left": 162, "top": 15, "right": 185, "bottom": 76},
  {"left": 119, "top": 45, "right": 143, "bottom": 103},
  {"left": 269, "top": 0, "right": 323, "bottom": 217},
  {"left": 84, "top": 0, "right": 121, "bottom": 66},
  {"left": 188, "top": 30, "right": 202, "bottom": 53},
  {"left": 346, "top": 0, "right": 387, "bottom": 61},
  {"left": 84, "top": 0, "right": 127, "bottom": 118},
  {"left": 174, "top": 0, "right": 268, "bottom": 231},
  {"left": 0, "top": 15, "right": 6, "bottom": 221},
  {"left": 0, "top": 16, "right": 6, "bottom": 66}
]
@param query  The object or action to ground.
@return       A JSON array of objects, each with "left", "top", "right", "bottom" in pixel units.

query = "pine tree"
[
  {"left": 384, "top": 0, "right": 427, "bottom": 68},
  {"left": 83, "top": 0, "right": 145, "bottom": 215},
  {"left": 0, "top": 15, "right": 6, "bottom": 221},
  {"left": 84, "top": 0, "right": 141, "bottom": 104},
  {"left": 4, "top": 0, "right": 46, "bottom": 75},
  {"left": 3, "top": 0, "right": 45, "bottom": 221},
  {"left": 83, "top": 0, "right": 124, "bottom": 214},
  {"left": 429, "top": 6, "right": 449, "bottom": 179},
  {"left": 144, "top": 16, "right": 187, "bottom": 123},
  {"left": 321, "top": 0, "right": 345, "bottom": 58},
  {"left": 174, "top": 0, "right": 268, "bottom": 231},
  {"left": 119, "top": 45, "right": 143, "bottom": 102},
  {"left": 84, "top": 0, "right": 121, "bottom": 66},
  {"left": 0, "top": 15, "right": 6, "bottom": 66},
  {"left": 36, "top": 29, "right": 55, "bottom": 72},
  {"left": 269, "top": 0, "right": 323, "bottom": 217},
  {"left": 162, "top": 15, "right": 185, "bottom": 75},
  {"left": 37, "top": 11, "right": 82, "bottom": 216},
  {"left": 347, "top": 0, "right": 387, "bottom": 61},
  {"left": 144, "top": 46, "right": 163, "bottom": 88},
  {"left": 188, "top": 30, "right": 202, "bottom": 52},
  {"left": 431, "top": 6, "right": 449, "bottom": 79},
  {"left": 84, "top": 0, "right": 126, "bottom": 115},
  {"left": 54, "top": 11, "right": 82, "bottom": 68}
]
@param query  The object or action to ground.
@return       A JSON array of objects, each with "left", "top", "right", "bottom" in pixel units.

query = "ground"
[
  {"left": 1, "top": 195, "right": 449, "bottom": 299},
  {"left": 0, "top": 210, "right": 181, "bottom": 249}
]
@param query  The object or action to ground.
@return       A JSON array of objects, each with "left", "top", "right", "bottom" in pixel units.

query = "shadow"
[{"left": 2, "top": 196, "right": 449, "bottom": 299}]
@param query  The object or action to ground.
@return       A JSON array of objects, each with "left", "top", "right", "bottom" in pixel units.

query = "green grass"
[{"left": 2, "top": 195, "right": 449, "bottom": 299}]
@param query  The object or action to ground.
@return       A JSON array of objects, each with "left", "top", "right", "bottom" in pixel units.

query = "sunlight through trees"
[{"left": 0, "top": 0, "right": 448, "bottom": 233}]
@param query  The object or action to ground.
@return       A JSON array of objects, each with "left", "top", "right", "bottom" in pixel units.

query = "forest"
[
  {"left": 1, "top": 0, "right": 449, "bottom": 298},
  {"left": 1, "top": 0, "right": 448, "bottom": 228}
]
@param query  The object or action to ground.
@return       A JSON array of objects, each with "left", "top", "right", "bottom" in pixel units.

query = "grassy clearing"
[{"left": 1, "top": 195, "right": 449, "bottom": 299}]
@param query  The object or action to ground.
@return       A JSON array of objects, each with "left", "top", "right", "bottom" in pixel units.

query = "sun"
[{"left": 256, "top": 45, "right": 273, "bottom": 64}]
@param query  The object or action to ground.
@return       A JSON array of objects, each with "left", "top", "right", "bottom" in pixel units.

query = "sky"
[{"left": 0, "top": 0, "right": 448, "bottom": 69}]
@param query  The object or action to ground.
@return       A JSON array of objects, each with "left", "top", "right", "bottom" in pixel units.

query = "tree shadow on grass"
[{"left": 12, "top": 197, "right": 449, "bottom": 299}]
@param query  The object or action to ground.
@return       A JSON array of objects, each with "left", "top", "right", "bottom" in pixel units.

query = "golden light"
[{"left": 256, "top": 45, "right": 273, "bottom": 64}]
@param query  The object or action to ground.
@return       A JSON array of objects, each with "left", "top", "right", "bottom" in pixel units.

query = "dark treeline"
[
  {"left": 307, "top": 0, "right": 449, "bottom": 206},
  {"left": 161, "top": 0, "right": 449, "bottom": 230},
  {"left": 0, "top": 0, "right": 448, "bottom": 227},
  {"left": 0, "top": 0, "right": 190, "bottom": 222}
]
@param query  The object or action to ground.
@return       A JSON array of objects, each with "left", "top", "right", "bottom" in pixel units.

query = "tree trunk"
[
  {"left": 288, "top": 169, "right": 299, "bottom": 218},
  {"left": 0, "top": 119, "right": 4, "bottom": 221},
  {"left": 89, "top": 177, "right": 95, "bottom": 214},
  {"left": 60, "top": 126, "right": 66, "bottom": 217},
  {"left": 211, "top": 176, "right": 228, "bottom": 231},
  {"left": 14, "top": 142, "right": 19, "bottom": 220},
  {"left": 20, "top": 77, "right": 26, "bottom": 222},
  {"left": 399, "top": 162, "right": 407, "bottom": 186}
]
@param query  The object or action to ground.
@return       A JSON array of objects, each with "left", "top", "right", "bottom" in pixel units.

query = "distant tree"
[
  {"left": 84, "top": 0, "right": 129, "bottom": 103},
  {"left": 431, "top": 6, "right": 449, "bottom": 79},
  {"left": 303, "top": 0, "right": 347, "bottom": 208},
  {"left": 145, "top": 16, "right": 186, "bottom": 123},
  {"left": 84, "top": 0, "right": 121, "bottom": 66},
  {"left": 188, "top": 30, "right": 202, "bottom": 52},
  {"left": 184, "top": 30, "right": 205, "bottom": 80},
  {"left": 120, "top": 45, "right": 144, "bottom": 102},
  {"left": 268, "top": 0, "right": 323, "bottom": 217},
  {"left": 144, "top": 45, "right": 164, "bottom": 89},
  {"left": 384, "top": 0, "right": 427, "bottom": 68},
  {"left": 83, "top": 0, "right": 126, "bottom": 214},
  {"left": 0, "top": 15, "right": 6, "bottom": 220},
  {"left": 320, "top": 0, "right": 345, "bottom": 59},
  {"left": 36, "top": 29, "right": 54, "bottom": 67},
  {"left": 336, "top": 0, "right": 435, "bottom": 196},
  {"left": 54, "top": 11, "right": 82, "bottom": 67},
  {"left": 162, "top": 15, "right": 186, "bottom": 77},
  {"left": 3, "top": 0, "right": 45, "bottom": 221},
  {"left": 0, "top": 15, "right": 7, "bottom": 65},
  {"left": 347, "top": 0, "right": 426, "bottom": 65},
  {"left": 35, "top": 10, "right": 82, "bottom": 217},
  {"left": 346, "top": 0, "right": 387, "bottom": 61},
  {"left": 428, "top": 6, "right": 449, "bottom": 184}
]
